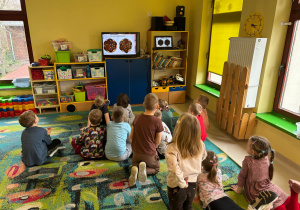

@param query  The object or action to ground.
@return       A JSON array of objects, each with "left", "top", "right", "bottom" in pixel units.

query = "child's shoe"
[
  {"left": 138, "top": 162, "right": 147, "bottom": 182},
  {"left": 250, "top": 190, "right": 278, "bottom": 210},
  {"left": 289, "top": 179, "right": 300, "bottom": 193},
  {"left": 128, "top": 166, "right": 138, "bottom": 187}
]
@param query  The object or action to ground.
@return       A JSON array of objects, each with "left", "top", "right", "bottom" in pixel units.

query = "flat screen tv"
[{"left": 101, "top": 32, "right": 140, "bottom": 57}]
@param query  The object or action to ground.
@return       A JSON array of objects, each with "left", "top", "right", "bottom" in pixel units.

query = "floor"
[{"left": 169, "top": 99, "right": 300, "bottom": 202}]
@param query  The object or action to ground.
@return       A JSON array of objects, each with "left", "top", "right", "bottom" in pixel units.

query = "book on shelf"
[{"left": 153, "top": 54, "right": 184, "bottom": 69}]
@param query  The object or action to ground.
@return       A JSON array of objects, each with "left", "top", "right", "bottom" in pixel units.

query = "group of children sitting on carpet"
[{"left": 18, "top": 92, "right": 300, "bottom": 210}]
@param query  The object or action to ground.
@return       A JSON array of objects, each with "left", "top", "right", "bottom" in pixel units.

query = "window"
[
  {"left": 206, "top": 0, "right": 243, "bottom": 88},
  {"left": 0, "top": 0, "right": 33, "bottom": 80},
  {"left": 274, "top": 1, "right": 300, "bottom": 121}
]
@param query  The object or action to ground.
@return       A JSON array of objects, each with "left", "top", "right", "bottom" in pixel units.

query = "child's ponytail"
[
  {"left": 158, "top": 99, "right": 169, "bottom": 111},
  {"left": 269, "top": 147, "right": 275, "bottom": 180},
  {"left": 202, "top": 151, "right": 219, "bottom": 186}
]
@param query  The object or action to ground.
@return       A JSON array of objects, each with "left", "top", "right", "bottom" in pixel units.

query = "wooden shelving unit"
[
  {"left": 28, "top": 65, "right": 60, "bottom": 114},
  {"left": 54, "top": 61, "right": 108, "bottom": 113},
  {"left": 147, "top": 31, "right": 189, "bottom": 104}
]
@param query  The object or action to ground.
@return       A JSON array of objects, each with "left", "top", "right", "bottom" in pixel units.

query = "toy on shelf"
[
  {"left": 174, "top": 73, "right": 184, "bottom": 84},
  {"left": 39, "top": 54, "right": 51, "bottom": 66},
  {"left": 60, "top": 93, "right": 74, "bottom": 103},
  {"left": 155, "top": 74, "right": 184, "bottom": 87},
  {"left": 152, "top": 80, "right": 159, "bottom": 87}
]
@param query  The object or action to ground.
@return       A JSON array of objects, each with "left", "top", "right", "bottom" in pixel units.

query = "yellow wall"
[
  {"left": 239, "top": 0, "right": 292, "bottom": 113},
  {"left": 25, "top": 0, "right": 191, "bottom": 62}
]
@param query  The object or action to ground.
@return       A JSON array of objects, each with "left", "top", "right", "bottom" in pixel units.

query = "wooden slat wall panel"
[
  {"left": 244, "top": 113, "right": 257, "bottom": 139},
  {"left": 216, "top": 62, "right": 229, "bottom": 124}
]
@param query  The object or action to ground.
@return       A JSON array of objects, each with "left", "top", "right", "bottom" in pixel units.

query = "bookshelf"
[{"left": 147, "top": 31, "right": 189, "bottom": 104}]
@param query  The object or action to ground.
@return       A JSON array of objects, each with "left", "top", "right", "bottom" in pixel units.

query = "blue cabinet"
[{"left": 106, "top": 58, "right": 151, "bottom": 105}]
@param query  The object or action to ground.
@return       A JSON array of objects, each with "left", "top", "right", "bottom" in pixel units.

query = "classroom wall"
[{"left": 25, "top": 0, "right": 191, "bottom": 61}]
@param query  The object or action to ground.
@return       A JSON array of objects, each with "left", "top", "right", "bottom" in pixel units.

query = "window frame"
[
  {"left": 0, "top": 0, "right": 33, "bottom": 70},
  {"left": 273, "top": 1, "right": 300, "bottom": 122}
]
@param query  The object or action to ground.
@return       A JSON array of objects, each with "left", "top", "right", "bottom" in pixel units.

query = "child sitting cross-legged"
[
  {"left": 188, "top": 102, "right": 207, "bottom": 142},
  {"left": 113, "top": 93, "right": 135, "bottom": 125},
  {"left": 128, "top": 93, "right": 163, "bottom": 187},
  {"left": 105, "top": 106, "right": 132, "bottom": 162},
  {"left": 71, "top": 109, "right": 106, "bottom": 159},
  {"left": 154, "top": 109, "right": 172, "bottom": 159},
  {"left": 19, "top": 110, "right": 61, "bottom": 167},
  {"left": 198, "top": 150, "right": 278, "bottom": 210},
  {"left": 88, "top": 95, "right": 110, "bottom": 126}
]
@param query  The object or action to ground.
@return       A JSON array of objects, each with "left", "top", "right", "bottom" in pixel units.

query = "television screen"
[{"left": 101, "top": 32, "right": 140, "bottom": 57}]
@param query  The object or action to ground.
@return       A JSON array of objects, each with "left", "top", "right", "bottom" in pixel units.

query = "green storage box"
[
  {"left": 74, "top": 91, "right": 85, "bottom": 102},
  {"left": 55, "top": 51, "right": 71, "bottom": 63}
]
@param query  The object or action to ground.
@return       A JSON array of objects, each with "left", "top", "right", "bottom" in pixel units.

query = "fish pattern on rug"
[{"left": 0, "top": 108, "right": 248, "bottom": 209}]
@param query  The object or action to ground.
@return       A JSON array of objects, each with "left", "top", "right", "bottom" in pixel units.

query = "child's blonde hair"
[
  {"left": 249, "top": 136, "right": 274, "bottom": 180},
  {"left": 188, "top": 102, "right": 202, "bottom": 116},
  {"left": 169, "top": 113, "right": 203, "bottom": 159},
  {"left": 194, "top": 95, "right": 209, "bottom": 109},
  {"left": 95, "top": 95, "right": 105, "bottom": 108},
  {"left": 144, "top": 93, "right": 158, "bottom": 111},
  {"left": 113, "top": 106, "right": 125, "bottom": 123},
  {"left": 158, "top": 99, "right": 169, "bottom": 111},
  {"left": 202, "top": 151, "right": 219, "bottom": 186},
  {"left": 89, "top": 109, "right": 102, "bottom": 125},
  {"left": 154, "top": 109, "right": 162, "bottom": 119},
  {"left": 18, "top": 110, "right": 36, "bottom": 128}
]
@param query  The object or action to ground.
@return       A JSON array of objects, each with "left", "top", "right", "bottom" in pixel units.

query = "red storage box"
[
  {"left": 31, "top": 69, "right": 44, "bottom": 80},
  {"left": 85, "top": 82, "right": 106, "bottom": 100},
  {"left": 38, "top": 59, "right": 50, "bottom": 66}
]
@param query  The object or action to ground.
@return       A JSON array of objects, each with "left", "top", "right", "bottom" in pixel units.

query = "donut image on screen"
[
  {"left": 165, "top": 39, "right": 171, "bottom": 46},
  {"left": 119, "top": 38, "right": 132, "bottom": 53},
  {"left": 104, "top": 39, "right": 117, "bottom": 53},
  {"left": 158, "top": 39, "right": 164, "bottom": 46}
]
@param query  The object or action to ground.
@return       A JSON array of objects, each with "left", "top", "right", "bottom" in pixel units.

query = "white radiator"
[{"left": 227, "top": 37, "right": 267, "bottom": 108}]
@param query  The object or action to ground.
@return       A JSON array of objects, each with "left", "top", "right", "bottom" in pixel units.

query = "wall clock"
[{"left": 244, "top": 12, "right": 264, "bottom": 37}]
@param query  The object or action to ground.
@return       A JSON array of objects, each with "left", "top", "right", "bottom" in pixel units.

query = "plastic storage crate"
[
  {"left": 57, "top": 66, "right": 72, "bottom": 79},
  {"left": 12, "top": 78, "right": 30, "bottom": 88},
  {"left": 52, "top": 41, "right": 72, "bottom": 51},
  {"left": 36, "top": 98, "right": 58, "bottom": 107},
  {"left": 55, "top": 51, "right": 71, "bottom": 63},
  {"left": 85, "top": 82, "right": 106, "bottom": 100},
  {"left": 43, "top": 84, "right": 56, "bottom": 93},
  {"left": 60, "top": 93, "right": 74, "bottom": 103},
  {"left": 43, "top": 70, "right": 54, "bottom": 80},
  {"left": 74, "top": 53, "right": 88, "bottom": 62},
  {"left": 72, "top": 66, "right": 87, "bottom": 78},
  {"left": 31, "top": 69, "right": 44, "bottom": 80},
  {"left": 33, "top": 84, "right": 44, "bottom": 94}
]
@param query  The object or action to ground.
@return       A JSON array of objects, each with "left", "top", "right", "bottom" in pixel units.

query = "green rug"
[{"left": 0, "top": 107, "right": 248, "bottom": 209}]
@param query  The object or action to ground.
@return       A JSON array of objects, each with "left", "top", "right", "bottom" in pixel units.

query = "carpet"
[{"left": 0, "top": 106, "right": 248, "bottom": 209}]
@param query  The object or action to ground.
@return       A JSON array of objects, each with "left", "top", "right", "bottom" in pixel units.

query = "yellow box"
[{"left": 152, "top": 87, "right": 169, "bottom": 93}]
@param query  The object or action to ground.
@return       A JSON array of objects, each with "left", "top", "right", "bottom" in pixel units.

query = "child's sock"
[
  {"left": 128, "top": 166, "right": 138, "bottom": 187},
  {"left": 138, "top": 162, "right": 147, "bottom": 182}
]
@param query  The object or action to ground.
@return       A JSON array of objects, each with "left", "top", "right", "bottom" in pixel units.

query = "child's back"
[
  {"left": 21, "top": 126, "right": 51, "bottom": 166},
  {"left": 114, "top": 93, "right": 135, "bottom": 125},
  {"left": 188, "top": 102, "right": 207, "bottom": 141},
  {"left": 89, "top": 95, "right": 110, "bottom": 126},
  {"left": 195, "top": 95, "right": 210, "bottom": 131},
  {"left": 158, "top": 99, "right": 173, "bottom": 132},
  {"left": 105, "top": 106, "right": 132, "bottom": 161}
]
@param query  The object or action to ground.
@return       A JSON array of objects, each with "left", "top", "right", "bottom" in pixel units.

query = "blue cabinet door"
[
  {"left": 106, "top": 59, "right": 130, "bottom": 105},
  {"left": 129, "top": 58, "right": 151, "bottom": 104}
]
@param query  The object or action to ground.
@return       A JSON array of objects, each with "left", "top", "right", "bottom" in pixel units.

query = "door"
[
  {"left": 106, "top": 59, "right": 130, "bottom": 105},
  {"left": 129, "top": 58, "right": 151, "bottom": 104}
]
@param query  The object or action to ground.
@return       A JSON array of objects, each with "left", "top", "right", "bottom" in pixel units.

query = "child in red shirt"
[{"left": 188, "top": 102, "right": 207, "bottom": 141}]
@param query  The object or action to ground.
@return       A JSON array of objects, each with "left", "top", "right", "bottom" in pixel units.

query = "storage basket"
[
  {"left": 91, "top": 67, "right": 104, "bottom": 78},
  {"left": 85, "top": 82, "right": 106, "bottom": 100},
  {"left": 74, "top": 53, "right": 88, "bottom": 62},
  {"left": 55, "top": 51, "right": 71, "bottom": 63},
  {"left": 52, "top": 41, "right": 72, "bottom": 51},
  {"left": 31, "top": 69, "right": 44, "bottom": 80},
  {"left": 74, "top": 91, "right": 86, "bottom": 102},
  {"left": 33, "top": 84, "right": 43, "bottom": 94},
  {"left": 43, "top": 69, "right": 54, "bottom": 80},
  {"left": 57, "top": 66, "right": 72, "bottom": 79},
  {"left": 87, "top": 49, "right": 102, "bottom": 62},
  {"left": 36, "top": 98, "right": 58, "bottom": 107}
]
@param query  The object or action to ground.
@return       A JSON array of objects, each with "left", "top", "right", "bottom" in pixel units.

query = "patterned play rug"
[{"left": 0, "top": 107, "right": 248, "bottom": 209}]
